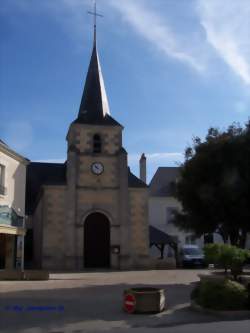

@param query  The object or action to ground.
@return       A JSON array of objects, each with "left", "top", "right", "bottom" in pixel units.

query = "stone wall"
[
  {"left": 129, "top": 188, "right": 149, "bottom": 268},
  {"left": 41, "top": 186, "right": 66, "bottom": 270},
  {"left": 67, "top": 124, "right": 122, "bottom": 155},
  {"left": 74, "top": 189, "right": 121, "bottom": 269},
  {"left": 30, "top": 120, "right": 150, "bottom": 271},
  {"left": 77, "top": 156, "right": 119, "bottom": 188},
  {"left": 32, "top": 196, "right": 43, "bottom": 268}
]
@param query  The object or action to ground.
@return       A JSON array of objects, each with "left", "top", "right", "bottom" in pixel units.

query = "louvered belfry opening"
[{"left": 93, "top": 134, "right": 102, "bottom": 153}]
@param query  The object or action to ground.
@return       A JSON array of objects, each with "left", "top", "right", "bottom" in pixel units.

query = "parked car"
[{"left": 179, "top": 245, "right": 206, "bottom": 267}]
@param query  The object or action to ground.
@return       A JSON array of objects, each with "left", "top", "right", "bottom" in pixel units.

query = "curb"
[{"left": 190, "top": 300, "right": 250, "bottom": 319}]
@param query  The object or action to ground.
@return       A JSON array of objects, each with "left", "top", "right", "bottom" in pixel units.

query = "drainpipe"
[{"left": 21, "top": 215, "right": 26, "bottom": 272}]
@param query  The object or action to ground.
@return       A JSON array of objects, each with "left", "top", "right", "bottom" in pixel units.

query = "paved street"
[{"left": 0, "top": 269, "right": 249, "bottom": 333}]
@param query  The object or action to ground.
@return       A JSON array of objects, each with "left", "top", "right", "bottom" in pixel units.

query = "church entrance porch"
[{"left": 84, "top": 213, "right": 110, "bottom": 268}]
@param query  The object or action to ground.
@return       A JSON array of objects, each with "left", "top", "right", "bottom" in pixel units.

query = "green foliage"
[
  {"left": 194, "top": 279, "right": 248, "bottom": 310},
  {"left": 219, "top": 244, "right": 237, "bottom": 272},
  {"left": 173, "top": 121, "right": 250, "bottom": 247},
  {"left": 203, "top": 244, "right": 220, "bottom": 265},
  {"left": 204, "top": 244, "right": 250, "bottom": 277}
]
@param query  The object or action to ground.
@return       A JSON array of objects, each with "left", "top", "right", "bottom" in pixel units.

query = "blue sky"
[{"left": 1, "top": 0, "right": 250, "bottom": 182}]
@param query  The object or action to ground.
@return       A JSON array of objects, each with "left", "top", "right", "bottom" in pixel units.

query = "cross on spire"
[{"left": 88, "top": 1, "right": 103, "bottom": 44}]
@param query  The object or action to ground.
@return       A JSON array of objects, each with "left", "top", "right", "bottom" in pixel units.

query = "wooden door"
[{"left": 84, "top": 213, "right": 110, "bottom": 268}]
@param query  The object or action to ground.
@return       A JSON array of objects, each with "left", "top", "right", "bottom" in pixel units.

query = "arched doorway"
[{"left": 84, "top": 212, "right": 110, "bottom": 268}]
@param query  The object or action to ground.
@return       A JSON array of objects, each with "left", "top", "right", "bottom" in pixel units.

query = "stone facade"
[
  {"left": 29, "top": 38, "right": 149, "bottom": 271},
  {"left": 31, "top": 123, "right": 149, "bottom": 270}
]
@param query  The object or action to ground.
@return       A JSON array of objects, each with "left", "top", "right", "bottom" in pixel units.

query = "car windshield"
[{"left": 183, "top": 248, "right": 202, "bottom": 255}]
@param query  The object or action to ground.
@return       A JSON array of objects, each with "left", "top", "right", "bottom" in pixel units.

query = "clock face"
[{"left": 91, "top": 162, "right": 104, "bottom": 175}]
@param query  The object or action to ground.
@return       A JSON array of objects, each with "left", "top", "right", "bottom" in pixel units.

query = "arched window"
[{"left": 93, "top": 134, "right": 102, "bottom": 153}]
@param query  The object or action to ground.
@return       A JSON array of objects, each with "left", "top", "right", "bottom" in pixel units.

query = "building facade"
[
  {"left": 148, "top": 166, "right": 250, "bottom": 258},
  {"left": 0, "top": 140, "right": 28, "bottom": 269},
  {"left": 26, "top": 36, "right": 149, "bottom": 270}
]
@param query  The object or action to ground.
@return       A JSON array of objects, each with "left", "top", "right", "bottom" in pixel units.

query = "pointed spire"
[
  {"left": 75, "top": 3, "right": 122, "bottom": 127},
  {"left": 77, "top": 2, "right": 110, "bottom": 123},
  {"left": 77, "top": 41, "right": 110, "bottom": 122}
]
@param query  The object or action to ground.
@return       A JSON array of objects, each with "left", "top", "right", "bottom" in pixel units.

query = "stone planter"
[{"left": 123, "top": 287, "right": 165, "bottom": 314}]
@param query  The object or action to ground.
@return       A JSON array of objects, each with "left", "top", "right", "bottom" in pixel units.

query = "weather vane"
[{"left": 87, "top": 1, "right": 103, "bottom": 43}]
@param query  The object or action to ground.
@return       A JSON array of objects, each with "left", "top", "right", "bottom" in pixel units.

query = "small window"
[
  {"left": 166, "top": 207, "right": 177, "bottom": 225},
  {"left": 93, "top": 134, "right": 102, "bottom": 153},
  {"left": 0, "top": 164, "right": 6, "bottom": 195}
]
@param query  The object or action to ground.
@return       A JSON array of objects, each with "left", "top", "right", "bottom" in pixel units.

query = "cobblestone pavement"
[{"left": 0, "top": 269, "right": 249, "bottom": 333}]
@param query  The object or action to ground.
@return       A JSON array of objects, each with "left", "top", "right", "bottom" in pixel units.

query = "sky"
[{"left": 1, "top": 0, "right": 250, "bottom": 182}]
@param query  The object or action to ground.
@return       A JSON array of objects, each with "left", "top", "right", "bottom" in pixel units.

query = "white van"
[{"left": 179, "top": 245, "right": 205, "bottom": 267}]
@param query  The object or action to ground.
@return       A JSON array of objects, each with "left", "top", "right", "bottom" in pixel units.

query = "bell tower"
[{"left": 64, "top": 8, "right": 133, "bottom": 270}]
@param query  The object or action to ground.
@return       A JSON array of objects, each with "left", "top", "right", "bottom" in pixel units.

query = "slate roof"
[
  {"left": 26, "top": 162, "right": 146, "bottom": 214},
  {"left": 76, "top": 41, "right": 122, "bottom": 127},
  {"left": 149, "top": 225, "right": 177, "bottom": 245},
  {"left": 74, "top": 114, "right": 122, "bottom": 127},
  {"left": 149, "top": 167, "right": 180, "bottom": 197},
  {"left": 128, "top": 168, "right": 148, "bottom": 188},
  {"left": 26, "top": 162, "right": 66, "bottom": 215}
]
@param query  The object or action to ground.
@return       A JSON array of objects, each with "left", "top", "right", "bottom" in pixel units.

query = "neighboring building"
[
  {"left": 148, "top": 166, "right": 223, "bottom": 258},
  {"left": 26, "top": 30, "right": 149, "bottom": 270},
  {"left": 0, "top": 140, "right": 29, "bottom": 269},
  {"left": 148, "top": 166, "right": 250, "bottom": 256}
]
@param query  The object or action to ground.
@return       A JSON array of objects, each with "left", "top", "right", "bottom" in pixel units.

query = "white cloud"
[
  {"left": 128, "top": 152, "right": 183, "bottom": 182},
  {"left": 6, "top": 0, "right": 206, "bottom": 72},
  {"left": 35, "top": 159, "right": 65, "bottom": 164},
  {"left": 197, "top": 0, "right": 250, "bottom": 85},
  {"left": 128, "top": 152, "right": 183, "bottom": 164},
  {"left": 107, "top": 0, "right": 204, "bottom": 72}
]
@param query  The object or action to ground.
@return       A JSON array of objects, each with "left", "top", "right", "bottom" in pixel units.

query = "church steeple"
[
  {"left": 77, "top": 41, "right": 110, "bottom": 122},
  {"left": 74, "top": 3, "right": 122, "bottom": 127},
  {"left": 76, "top": 3, "right": 113, "bottom": 125}
]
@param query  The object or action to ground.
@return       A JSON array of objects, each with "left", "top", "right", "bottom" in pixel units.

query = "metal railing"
[{"left": 0, "top": 206, "right": 23, "bottom": 228}]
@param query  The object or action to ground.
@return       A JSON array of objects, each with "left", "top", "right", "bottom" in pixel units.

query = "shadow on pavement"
[{"left": 0, "top": 281, "right": 242, "bottom": 332}]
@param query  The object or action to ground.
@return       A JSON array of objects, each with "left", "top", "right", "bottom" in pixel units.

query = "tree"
[
  {"left": 204, "top": 244, "right": 250, "bottom": 279},
  {"left": 173, "top": 121, "right": 250, "bottom": 248}
]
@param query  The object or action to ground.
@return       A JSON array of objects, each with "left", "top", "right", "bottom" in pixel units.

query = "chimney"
[{"left": 139, "top": 153, "right": 146, "bottom": 183}]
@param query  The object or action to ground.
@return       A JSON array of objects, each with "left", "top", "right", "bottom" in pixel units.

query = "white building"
[
  {"left": 148, "top": 167, "right": 220, "bottom": 258},
  {"left": 0, "top": 140, "right": 29, "bottom": 269},
  {"left": 148, "top": 166, "right": 250, "bottom": 258}
]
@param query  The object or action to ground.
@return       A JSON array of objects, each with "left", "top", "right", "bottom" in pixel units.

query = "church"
[{"left": 26, "top": 25, "right": 149, "bottom": 270}]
